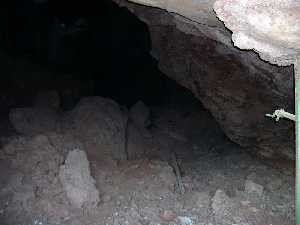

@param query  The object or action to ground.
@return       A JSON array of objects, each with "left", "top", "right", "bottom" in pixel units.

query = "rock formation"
[{"left": 112, "top": 0, "right": 295, "bottom": 159}]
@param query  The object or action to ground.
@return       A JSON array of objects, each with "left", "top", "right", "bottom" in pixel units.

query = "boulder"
[
  {"left": 66, "top": 97, "right": 127, "bottom": 160},
  {"left": 9, "top": 107, "right": 60, "bottom": 135},
  {"left": 59, "top": 149, "right": 100, "bottom": 209}
]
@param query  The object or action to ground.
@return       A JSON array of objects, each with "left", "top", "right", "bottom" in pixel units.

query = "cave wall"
[{"left": 113, "top": 1, "right": 294, "bottom": 159}]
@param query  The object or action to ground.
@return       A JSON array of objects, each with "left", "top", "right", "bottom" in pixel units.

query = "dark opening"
[
  {"left": 0, "top": 0, "right": 172, "bottom": 108},
  {"left": 0, "top": 1, "right": 294, "bottom": 225}
]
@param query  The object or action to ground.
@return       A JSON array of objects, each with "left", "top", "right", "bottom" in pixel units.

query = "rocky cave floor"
[{"left": 0, "top": 90, "right": 295, "bottom": 225}]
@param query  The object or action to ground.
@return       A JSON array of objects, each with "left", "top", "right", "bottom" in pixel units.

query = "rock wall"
[
  {"left": 214, "top": 0, "right": 300, "bottom": 66},
  {"left": 113, "top": 2, "right": 294, "bottom": 159}
]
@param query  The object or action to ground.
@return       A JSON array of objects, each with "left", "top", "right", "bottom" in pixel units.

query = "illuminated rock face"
[
  {"left": 214, "top": 0, "right": 300, "bottom": 66},
  {"left": 115, "top": 0, "right": 300, "bottom": 66},
  {"left": 113, "top": 1, "right": 295, "bottom": 159}
]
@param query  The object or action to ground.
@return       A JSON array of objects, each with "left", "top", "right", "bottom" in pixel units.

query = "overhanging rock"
[
  {"left": 113, "top": 0, "right": 295, "bottom": 159},
  {"left": 214, "top": 0, "right": 300, "bottom": 66}
]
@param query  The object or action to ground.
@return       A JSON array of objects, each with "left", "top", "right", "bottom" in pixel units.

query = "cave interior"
[{"left": 0, "top": 1, "right": 295, "bottom": 225}]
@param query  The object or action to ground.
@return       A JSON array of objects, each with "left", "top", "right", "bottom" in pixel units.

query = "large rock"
[
  {"left": 114, "top": 0, "right": 232, "bottom": 47},
  {"left": 65, "top": 97, "right": 128, "bottom": 160},
  {"left": 110, "top": 2, "right": 294, "bottom": 159},
  {"left": 59, "top": 149, "right": 100, "bottom": 209},
  {"left": 6, "top": 135, "right": 63, "bottom": 194},
  {"left": 116, "top": 0, "right": 299, "bottom": 66},
  {"left": 214, "top": 0, "right": 300, "bottom": 66},
  {"left": 9, "top": 107, "right": 60, "bottom": 135},
  {"left": 0, "top": 135, "right": 69, "bottom": 225}
]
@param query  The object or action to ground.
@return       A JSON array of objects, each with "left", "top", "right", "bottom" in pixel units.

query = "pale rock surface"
[
  {"left": 244, "top": 179, "right": 264, "bottom": 197},
  {"left": 214, "top": 0, "right": 300, "bottom": 66},
  {"left": 59, "top": 149, "right": 100, "bottom": 209},
  {"left": 111, "top": 1, "right": 295, "bottom": 159},
  {"left": 65, "top": 96, "right": 127, "bottom": 160}
]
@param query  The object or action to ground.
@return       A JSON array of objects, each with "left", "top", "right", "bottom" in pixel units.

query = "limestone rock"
[
  {"left": 114, "top": 0, "right": 232, "bottom": 47},
  {"left": 110, "top": 3, "right": 294, "bottom": 159},
  {"left": 214, "top": 0, "right": 300, "bottom": 66},
  {"left": 117, "top": 0, "right": 299, "bottom": 66},
  {"left": 46, "top": 132, "right": 84, "bottom": 157},
  {"left": 59, "top": 149, "right": 100, "bottom": 209},
  {"left": 9, "top": 135, "right": 63, "bottom": 193},
  {"left": 1, "top": 135, "right": 65, "bottom": 225},
  {"left": 66, "top": 96, "right": 127, "bottom": 160}
]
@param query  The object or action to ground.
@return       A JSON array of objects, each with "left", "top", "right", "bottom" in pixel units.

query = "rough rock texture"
[
  {"left": 59, "top": 149, "right": 100, "bottom": 209},
  {"left": 0, "top": 135, "right": 68, "bottom": 225},
  {"left": 244, "top": 179, "right": 264, "bottom": 197},
  {"left": 214, "top": 0, "right": 300, "bottom": 66},
  {"left": 117, "top": 0, "right": 299, "bottom": 66},
  {"left": 6, "top": 135, "right": 63, "bottom": 195},
  {"left": 114, "top": 0, "right": 233, "bottom": 47},
  {"left": 9, "top": 107, "right": 60, "bottom": 135},
  {"left": 65, "top": 97, "right": 127, "bottom": 160},
  {"left": 0, "top": 102, "right": 295, "bottom": 224},
  {"left": 212, "top": 189, "right": 236, "bottom": 224},
  {"left": 112, "top": 2, "right": 294, "bottom": 159}
]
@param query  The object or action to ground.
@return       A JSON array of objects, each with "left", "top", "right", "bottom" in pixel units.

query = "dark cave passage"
[
  {"left": 0, "top": 0, "right": 230, "bottom": 162},
  {"left": 0, "top": 0, "right": 172, "bottom": 109}
]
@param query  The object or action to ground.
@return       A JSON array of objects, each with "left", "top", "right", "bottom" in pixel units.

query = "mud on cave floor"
[{"left": 0, "top": 93, "right": 295, "bottom": 225}]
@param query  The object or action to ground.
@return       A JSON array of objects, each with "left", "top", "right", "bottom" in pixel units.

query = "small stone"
[
  {"left": 249, "top": 207, "right": 259, "bottom": 213},
  {"left": 177, "top": 216, "right": 193, "bottom": 225},
  {"left": 103, "top": 194, "right": 112, "bottom": 203},
  {"left": 160, "top": 210, "right": 177, "bottom": 221},
  {"left": 195, "top": 191, "right": 210, "bottom": 208},
  {"left": 240, "top": 200, "right": 251, "bottom": 206},
  {"left": 244, "top": 179, "right": 264, "bottom": 196}
]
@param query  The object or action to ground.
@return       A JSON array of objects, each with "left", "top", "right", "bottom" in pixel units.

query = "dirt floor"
[{"left": 0, "top": 92, "right": 295, "bottom": 225}]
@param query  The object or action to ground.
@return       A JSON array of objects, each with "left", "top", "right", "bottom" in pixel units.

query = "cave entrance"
[
  {"left": 0, "top": 1, "right": 295, "bottom": 225},
  {"left": 0, "top": 0, "right": 231, "bottom": 162}
]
